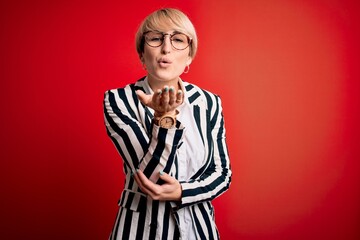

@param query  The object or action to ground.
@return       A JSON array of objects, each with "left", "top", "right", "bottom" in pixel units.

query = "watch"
[
  {"left": 156, "top": 115, "right": 176, "bottom": 128},
  {"left": 153, "top": 110, "right": 179, "bottom": 128}
]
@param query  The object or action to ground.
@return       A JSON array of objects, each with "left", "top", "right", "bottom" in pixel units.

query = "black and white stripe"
[{"left": 104, "top": 77, "right": 232, "bottom": 240}]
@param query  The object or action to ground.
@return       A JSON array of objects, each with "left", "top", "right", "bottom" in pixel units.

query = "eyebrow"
[{"left": 152, "top": 30, "right": 184, "bottom": 35}]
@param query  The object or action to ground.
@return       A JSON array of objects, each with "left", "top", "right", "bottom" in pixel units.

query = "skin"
[
  {"left": 135, "top": 29, "right": 192, "bottom": 201},
  {"left": 133, "top": 170, "right": 182, "bottom": 201}
]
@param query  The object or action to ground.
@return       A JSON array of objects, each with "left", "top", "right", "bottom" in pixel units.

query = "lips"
[{"left": 158, "top": 58, "right": 173, "bottom": 66}]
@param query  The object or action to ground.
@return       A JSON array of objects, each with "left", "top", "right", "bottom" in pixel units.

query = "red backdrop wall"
[{"left": 1, "top": 0, "right": 359, "bottom": 239}]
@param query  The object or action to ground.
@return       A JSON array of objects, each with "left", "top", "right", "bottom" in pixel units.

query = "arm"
[
  {"left": 133, "top": 95, "right": 232, "bottom": 205},
  {"left": 103, "top": 86, "right": 184, "bottom": 183},
  {"left": 175, "top": 95, "right": 232, "bottom": 209}
]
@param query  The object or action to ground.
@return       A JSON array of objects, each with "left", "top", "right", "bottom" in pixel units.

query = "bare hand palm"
[{"left": 136, "top": 85, "right": 183, "bottom": 115}]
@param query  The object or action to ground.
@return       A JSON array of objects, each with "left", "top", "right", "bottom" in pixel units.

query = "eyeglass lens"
[{"left": 145, "top": 32, "right": 190, "bottom": 50}]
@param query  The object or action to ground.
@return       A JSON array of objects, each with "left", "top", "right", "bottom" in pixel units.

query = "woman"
[{"left": 103, "top": 8, "right": 231, "bottom": 240}]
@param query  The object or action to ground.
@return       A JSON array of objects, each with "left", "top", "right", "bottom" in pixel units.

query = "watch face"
[{"left": 159, "top": 116, "right": 175, "bottom": 128}]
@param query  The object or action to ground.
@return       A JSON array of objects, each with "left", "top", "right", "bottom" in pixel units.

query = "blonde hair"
[{"left": 135, "top": 8, "right": 198, "bottom": 59}]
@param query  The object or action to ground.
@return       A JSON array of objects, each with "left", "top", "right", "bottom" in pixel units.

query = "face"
[{"left": 141, "top": 30, "right": 192, "bottom": 85}]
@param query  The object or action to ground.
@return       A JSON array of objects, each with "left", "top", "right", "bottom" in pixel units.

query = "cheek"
[
  {"left": 142, "top": 48, "right": 157, "bottom": 63},
  {"left": 179, "top": 56, "right": 191, "bottom": 67},
  {"left": 143, "top": 53, "right": 152, "bottom": 63},
  {"left": 180, "top": 50, "right": 192, "bottom": 65}
]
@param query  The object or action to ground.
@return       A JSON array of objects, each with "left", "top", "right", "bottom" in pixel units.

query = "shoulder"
[
  {"left": 183, "top": 81, "right": 221, "bottom": 105},
  {"left": 104, "top": 77, "right": 146, "bottom": 99}
]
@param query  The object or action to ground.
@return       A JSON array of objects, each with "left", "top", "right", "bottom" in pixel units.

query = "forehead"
[
  {"left": 145, "top": 16, "right": 187, "bottom": 34},
  {"left": 147, "top": 30, "right": 184, "bottom": 35}
]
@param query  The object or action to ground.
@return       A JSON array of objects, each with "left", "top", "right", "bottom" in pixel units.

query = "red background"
[{"left": 1, "top": 0, "right": 359, "bottom": 239}]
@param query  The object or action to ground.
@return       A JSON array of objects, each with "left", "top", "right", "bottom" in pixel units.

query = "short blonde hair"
[{"left": 135, "top": 8, "right": 198, "bottom": 59}]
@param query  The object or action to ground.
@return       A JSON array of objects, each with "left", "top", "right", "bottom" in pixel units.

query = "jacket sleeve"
[
  {"left": 103, "top": 87, "right": 185, "bottom": 183},
  {"left": 174, "top": 95, "right": 232, "bottom": 209}
]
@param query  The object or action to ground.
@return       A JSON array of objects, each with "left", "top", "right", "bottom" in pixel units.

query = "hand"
[
  {"left": 133, "top": 169, "right": 182, "bottom": 201},
  {"left": 136, "top": 85, "right": 183, "bottom": 116}
]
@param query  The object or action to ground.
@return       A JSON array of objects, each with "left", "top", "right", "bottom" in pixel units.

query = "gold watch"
[
  {"left": 154, "top": 110, "right": 178, "bottom": 128},
  {"left": 158, "top": 115, "right": 176, "bottom": 128}
]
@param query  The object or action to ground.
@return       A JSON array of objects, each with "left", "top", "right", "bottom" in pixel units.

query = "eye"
[
  {"left": 146, "top": 33, "right": 163, "bottom": 42},
  {"left": 171, "top": 34, "right": 187, "bottom": 43},
  {"left": 172, "top": 37, "right": 185, "bottom": 43},
  {"left": 150, "top": 37, "right": 161, "bottom": 42},
  {"left": 149, "top": 37, "right": 162, "bottom": 42}
]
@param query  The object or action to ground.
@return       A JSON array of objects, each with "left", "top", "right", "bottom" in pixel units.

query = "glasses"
[{"left": 144, "top": 31, "right": 192, "bottom": 50}]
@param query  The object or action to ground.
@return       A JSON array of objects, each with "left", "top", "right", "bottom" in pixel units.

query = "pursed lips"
[{"left": 158, "top": 58, "right": 173, "bottom": 67}]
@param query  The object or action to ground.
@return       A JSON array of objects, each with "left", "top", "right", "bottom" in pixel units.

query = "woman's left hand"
[{"left": 133, "top": 170, "right": 182, "bottom": 201}]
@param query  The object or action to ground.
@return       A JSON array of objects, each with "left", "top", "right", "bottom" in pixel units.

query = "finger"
[
  {"left": 168, "top": 86, "right": 176, "bottom": 105},
  {"left": 134, "top": 170, "right": 155, "bottom": 196},
  {"left": 136, "top": 90, "right": 152, "bottom": 106},
  {"left": 133, "top": 172, "right": 144, "bottom": 191},
  {"left": 161, "top": 85, "right": 169, "bottom": 106},
  {"left": 175, "top": 90, "right": 183, "bottom": 105},
  {"left": 159, "top": 171, "right": 176, "bottom": 184},
  {"left": 136, "top": 170, "right": 159, "bottom": 195},
  {"left": 133, "top": 171, "right": 146, "bottom": 190},
  {"left": 152, "top": 89, "right": 162, "bottom": 108}
]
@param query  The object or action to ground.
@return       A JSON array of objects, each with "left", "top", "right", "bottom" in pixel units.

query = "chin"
[{"left": 153, "top": 72, "right": 180, "bottom": 82}]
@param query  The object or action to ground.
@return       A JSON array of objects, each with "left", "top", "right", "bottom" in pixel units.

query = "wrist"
[
  {"left": 153, "top": 110, "right": 179, "bottom": 128},
  {"left": 154, "top": 110, "right": 177, "bottom": 118}
]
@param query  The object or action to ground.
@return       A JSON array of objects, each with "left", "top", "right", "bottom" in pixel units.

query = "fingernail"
[
  {"left": 135, "top": 169, "right": 139, "bottom": 174},
  {"left": 169, "top": 87, "right": 174, "bottom": 92},
  {"left": 164, "top": 86, "right": 169, "bottom": 92},
  {"left": 177, "top": 90, "right": 182, "bottom": 95},
  {"left": 157, "top": 90, "right": 162, "bottom": 95},
  {"left": 159, "top": 170, "right": 164, "bottom": 176}
]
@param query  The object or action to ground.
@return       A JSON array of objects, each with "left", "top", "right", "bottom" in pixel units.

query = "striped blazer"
[{"left": 103, "top": 77, "right": 232, "bottom": 240}]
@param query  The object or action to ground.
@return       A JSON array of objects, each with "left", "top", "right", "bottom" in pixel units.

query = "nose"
[{"left": 161, "top": 35, "right": 172, "bottom": 54}]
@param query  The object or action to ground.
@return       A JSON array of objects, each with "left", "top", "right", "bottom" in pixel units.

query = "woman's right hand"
[{"left": 136, "top": 85, "right": 183, "bottom": 116}]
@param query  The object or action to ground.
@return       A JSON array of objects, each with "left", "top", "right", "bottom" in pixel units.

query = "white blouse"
[
  {"left": 144, "top": 77, "right": 206, "bottom": 240},
  {"left": 176, "top": 87, "right": 206, "bottom": 240}
]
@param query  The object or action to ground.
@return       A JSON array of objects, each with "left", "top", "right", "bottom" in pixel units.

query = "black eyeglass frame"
[{"left": 143, "top": 31, "right": 193, "bottom": 50}]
